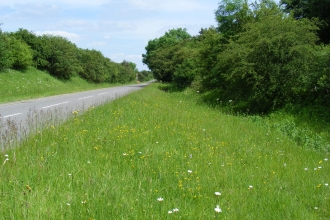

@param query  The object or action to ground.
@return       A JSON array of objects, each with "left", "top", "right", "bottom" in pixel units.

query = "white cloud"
[
  {"left": 52, "top": 20, "right": 92, "bottom": 29},
  {"left": 108, "top": 53, "right": 143, "bottom": 66},
  {"left": 35, "top": 30, "right": 81, "bottom": 42},
  {"left": 9, "top": 3, "right": 61, "bottom": 17},
  {"left": 51, "top": 20, "right": 137, "bottom": 32}
]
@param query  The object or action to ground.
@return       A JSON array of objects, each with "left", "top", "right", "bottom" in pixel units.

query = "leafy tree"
[
  {"left": 193, "top": 28, "right": 226, "bottom": 91},
  {"left": 213, "top": 12, "right": 319, "bottom": 112},
  {"left": 0, "top": 28, "right": 11, "bottom": 70},
  {"left": 142, "top": 28, "right": 192, "bottom": 80},
  {"left": 171, "top": 39, "right": 201, "bottom": 88},
  {"left": 7, "top": 36, "right": 33, "bottom": 70},
  {"left": 11, "top": 29, "right": 48, "bottom": 68},
  {"left": 280, "top": 0, "right": 330, "bottom": 44},
  {"left": 41, "top": 35, "right": 82, "bottom": 79},
  {"left": 119, "top": 60, "right": 136, "bottom": 83},
  {"left": 138, "top": 70, "right": 153, "bottom": 82},
  {"left": 78, "top": 49, "right": 110, "bottom": 83},
  {"left": 146, "top": 44, "right": 179, "bottom": 82},
  {"left": 215, "top": 0, "right": 253, "bottom": 38}
]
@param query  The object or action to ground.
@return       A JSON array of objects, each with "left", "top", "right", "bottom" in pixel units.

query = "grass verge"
[
  {"left": 0, "top": 67, "right": 135, "bottom": 104},
  {"left": 0, "top": 83, "right": 329, "bottom": 219}
]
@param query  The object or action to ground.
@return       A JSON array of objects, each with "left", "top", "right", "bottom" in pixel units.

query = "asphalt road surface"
[{"left": 0, "top": 82, "right": 149, "bottom": 148}]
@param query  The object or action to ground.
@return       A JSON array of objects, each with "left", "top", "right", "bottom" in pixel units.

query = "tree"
[
  {"left": 41, "top": 35, "right": 82, "bottom": 79},
  {"left": 142, "top": 28, "right": 192, "bottom": 80},
  {"left": 213, "top": 12, "right": 319, "bottom": 112},
  {"left": 146, "top": 44, "right": 179, "bottom": 82},
  {"left": 215, "top": 0, "right": 253, "bottom": 38},
  {"left": 281, "top": 0, "right": 330, "bottom": 44},
  {"left": 138, "top": 70, "right": 153, "bottom": 82},
  {"left": 11, "top": 29, "right": 48, "bottom": 68},
  {"left": 193, "top": 28, "right": 226, "bottom": 91},
  {"left": 7, "top": 36, "right": 33, "bottom": 70},
  {"left": 121, "top": 60, "right": 138, "bottom": 73},
  {"left": 77, "top": 49, "right": 110, "bottom": 83},
  {"left": 0, "top": 28, "right": 11, "bottom": 70}
]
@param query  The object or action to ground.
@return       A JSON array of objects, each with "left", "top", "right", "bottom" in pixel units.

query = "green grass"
[
  {"left": 1, "top": 83, "right": 329, "bottom": 219},
  {"left": 0, "top": 67, "right": 134, "bottom": 104}
]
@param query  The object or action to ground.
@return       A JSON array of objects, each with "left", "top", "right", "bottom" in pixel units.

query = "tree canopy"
[
  {"left": 0, "top": 27, "right": 152, "bottom": 84},
  {"left": 142, "top": 0, "right": 330, "bottom": 112},
  {"left": 281, "top": 0, "right": 330, "bottom": 43}
]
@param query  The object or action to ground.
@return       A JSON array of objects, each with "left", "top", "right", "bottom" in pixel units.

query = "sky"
[{"left": 0, "top": 0, "right": 219, "bottom": 71}]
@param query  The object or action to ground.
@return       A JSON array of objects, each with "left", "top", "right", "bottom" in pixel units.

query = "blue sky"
[{"left": 0, "top": 0, "right": 218, "bottom": 71}]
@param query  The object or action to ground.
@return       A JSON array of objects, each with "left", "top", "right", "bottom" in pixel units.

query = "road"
[{"left": 0, "top": 82, "right": 148, "bottom": 149}]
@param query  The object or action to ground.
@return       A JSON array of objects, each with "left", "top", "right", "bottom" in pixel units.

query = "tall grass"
[
  {"left": 0, "top": 67, "right": 132, "bottom": 104},
  {"left": 0, "top": 83, "right": 329, "bottom": 219}
]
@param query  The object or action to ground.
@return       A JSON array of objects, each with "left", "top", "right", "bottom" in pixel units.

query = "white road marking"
[
  {"left": 98, "top": 92, "right": 108, "bottom": 96},
  {"left": 41, "top": 101, "right": 70, "bottom": 109},
  {"left": 78, "top": 96, "right": 93, "bottom": 100},
  {"left": 0, "top": 113, "right": 22, "bottom": 118}
]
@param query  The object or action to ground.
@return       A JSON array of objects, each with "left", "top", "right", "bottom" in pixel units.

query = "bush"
[
  {"left": 41, "top": 35, "right": 82, "bottom": 79},
  {"left": 8, "top": 37, "right": 33, "bottom": 70},
  {"left": 0, "top": 32, "right": 11, "bottom": 70},
  {"left": 211, "top": 14, "right": 319, "bottom": 112},
  {"left": 78, "top": 49, "right": 110, "bottom": 83}
]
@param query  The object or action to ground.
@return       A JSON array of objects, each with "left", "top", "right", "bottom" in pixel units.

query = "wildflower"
[
  {"left": 157, "top": 197, "right": 164, "bottom": 202},
  {"left": 168, "top": 210, "right": 173, "bottom": 214},
  {"left": 249, "top": 185, "right": 253, "bottom": 189},
  {"left": 215, "top": 192, "right": 221, "bottom": 196},
  {"left": 173, "top": 208, "right": 179, "bottom": 212},
  {"left": 68, "top": 174, "right": 72, "bottom": 176},
  {"left": 87, "top": 161, "right": 91, "bottom": 164},
  {"left": 81, "top": 200, "right": 86, "bottom": 204},
  {"left": 214, "top": 205, "right": 222, "bottom": 213},
  {"left": 318, "top": 166, "right": 322, "bottom": 169},
  {"left": 72, "top": 110, "right": 79, "bottom": 115},
  {"left": 324, "top": 158, "right": 328, "bottom": 161},
  {"left": 325, "top": 183, "right": 329, "bottom": 186},
  {"left": 123, "top": 153, "right": 127, "bottom": 156},
  {"left": 4, "top": 154, "right": 8, "bottom": 157},
  {"left": 188, "top": 170, "right": 192, "bottom": 174},
  {"left": 314, "top": 207, "right": 318, "bottom": 210},
  {"left": 304, "top": 168, "right": 308, "bottom": 171},
  {"left": 229, "top": 100, "right": 232, "bottom": 102},
  {"left": 25, "top": 185, "right": 32, "bottom": 192},
  {"left": 66, "top": 203, "right": 71, "bottom": 206}
]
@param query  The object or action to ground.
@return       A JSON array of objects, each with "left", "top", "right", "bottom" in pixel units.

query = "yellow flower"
[{"left": 26, "top": 185, "right": 32, "bottom": 192}]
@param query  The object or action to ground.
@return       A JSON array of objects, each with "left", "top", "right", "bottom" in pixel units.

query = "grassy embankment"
[
  {"left": 0, "top": 67, "right": 134, "bottom": 104},
  {"left": 0, "top": 82, "right": 329, "bottom": 219}
]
